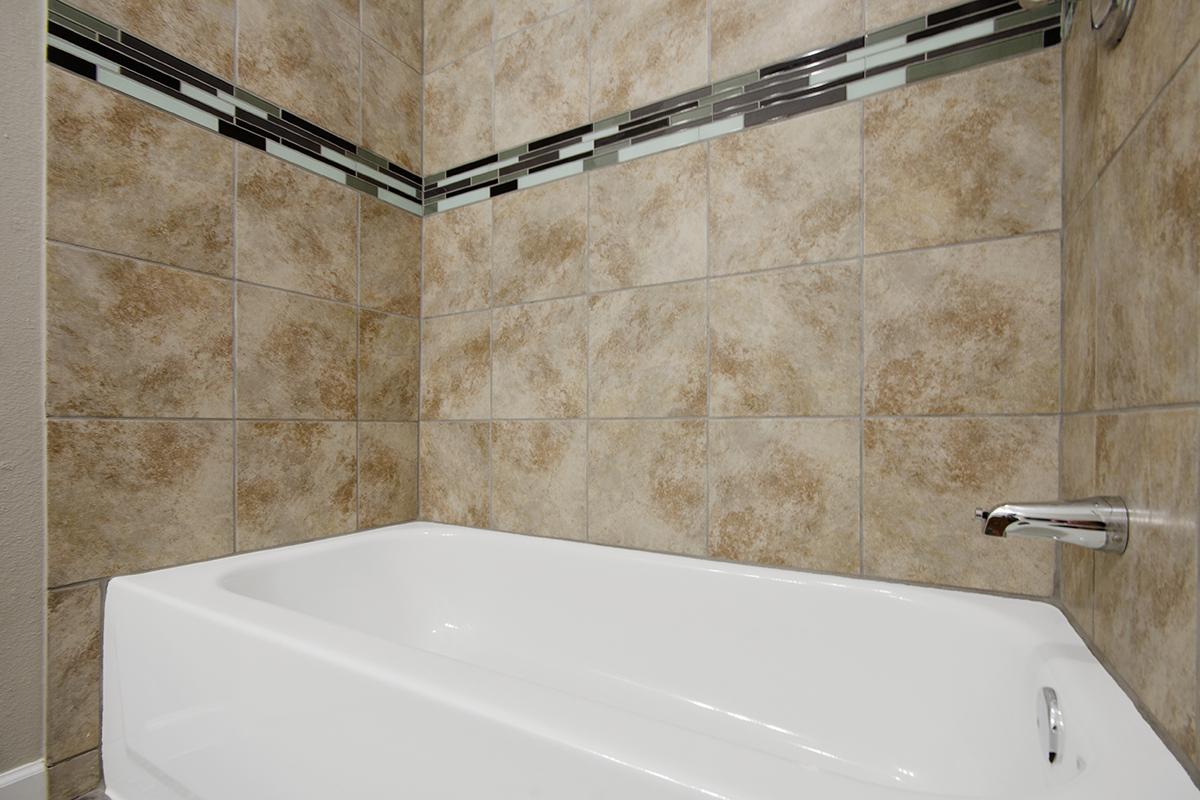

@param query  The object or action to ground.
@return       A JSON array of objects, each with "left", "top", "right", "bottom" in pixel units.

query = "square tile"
[
  {"left": 47, "top": 583, "right": 102, "bottom": 763},
  {"left": 48, "top": 749, "right": 100, "bottom": 800},
  {"left": 423, "top": 199, "right": 492, "bottom": 316},
  {"left": 359, "top": 421, "right": 419, "bottom": 528},
  {"left": 74, "top": 0, "right": 235, "bottom": 79},
  {"left": 421, "top": 311, "right": 491, "bottom": 419},
  {"left": 1062, "top": 0, "right": 1101, "bottom": 221},
  {"left": 493, "top": 174, "right": 587, "bottom": 305},
  {"left": 419, "top": 421, "right": 490, "bottom": 526},
  {"left": 493, "top": 298, "right": 587, "bottom": 418},
  {"left": 1064, "top": 189, "right": 1099, "bottom": 412},
  {"left": 492, "top": 420, "right": 586, "bottom": 539},
  {"left": 711, "top": 0, "right": 863, "bottom": 81},
  {"left": 424, "top": 0, "right": 492, "bottom": 72},
  {"left": 423, "top": 42, "right": 493, "bottom": 174},
  {"left": 362, "top": 38, "right": 422, "bottom": 174},
  {"left": 1059, "top": 413, "right": 1096, "bottom": 634},
  {"left": 363, "top": 0, "right": 422, "bottom": 71},
  {"left": 359, "top": 311, "right": 419, "bottom": 421},
  {"left": 360, "top": 194, "right": 422, "bottom": 316},
  {"left": 495, "top": 0, "right": 577, "bottom": 39}
]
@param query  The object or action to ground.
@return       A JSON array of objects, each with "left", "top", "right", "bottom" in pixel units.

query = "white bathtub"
[{"left": 102, "top": 522, "right": 1197, "bottom": 799}]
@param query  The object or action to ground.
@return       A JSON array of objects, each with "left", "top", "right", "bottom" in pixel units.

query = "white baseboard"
[{"left": 0, "top": 760, "right": 46, "bottom": 800}]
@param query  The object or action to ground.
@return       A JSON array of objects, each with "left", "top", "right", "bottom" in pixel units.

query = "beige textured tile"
[
  {"left": 236, "top": 422, "right": 356, "bottom": 551},
  {"left": 865, "top": 0, "right": 944, "bottom": 29},
  {"left": 711, "top": 0, "right": 863, "bottom": 80},
  {"left": 419, "top": 421, "right": 490, "bottom": 526},
  {"left": 359, "top": 311, "right": 419, "bottom": 421},
  {"left": 46, "top": 244, "right": 232, "bottom": 418},
  {"left": 588, "top": 420, "right": 706, "bottom": 555},
  {"left": 495, "top": 6, "right": 589, "bottom": 150},
  {"left": 363, "top": 0, "right": 422, "bottom": 71},
  {"left": 360, "top": 194, "right": 421, "bottom": 316},
  {"left": 864, "top": 233, "right": 1060, "bottom": 415},
  {"left": 492, "top": 420, "right": 586, "bottom": 538},
  {"left": 236, "top": 146, "right": 357, "bottom": 303},
  {"left": 47, "top": 420, "right": 233, "bottom": 586},
  {"left": 1062, "top": 0, "right": 1101, "bottom": 221},
  {"left": 362, "top": 38, "right": 422, "bottom": 173},
  {"left": 588, "top": 144, "right": 707, "bottom": 291},
  {"left": 238, "top": 0, "right": 360, "bottom": 141},
  {"left": 359, "top": 422, "right": 419, "bottom": 528},
  {"left": 421, "top": 311, "right": 491, "bottom": 420},
  {"left": 495, "top": 0, "right": 577, "bottom": 39},
  {"left": 74, "top": 0, "right": 235, "bottom": 78},
  {"left": 589, "top": 282, "right": 707, "bottom": 418},
  {"left": 47, "top": 69, "right": 233, "bottom": 277},
  {"left": 423, "top": 47, "right": 494, "bottom": 173},
  {"left": 493, "top": 174, "right": 587, "bottom": 304},
  {"left": 47, "top": 584, "right": 101, "bottom": 764},
  {"left": 236, "top": 285, "right": 357, "bottom": 419},
  {"left": 1064, "top": 188, "right": 1098, "bottom": 412},
  {"left": 48, "top": 749, "right": 100, "bottom": 800},
  {"left": 1059, "top": 413, "right": 1096, "bottom": 635},
  {"left": 864, "top": 49, "right": 1060, "bottom": 253},
  {"left": 709, "top": 419, "right": 860, "bottom": 573},
  {"left": 863, "top": 416, "right": 1057, "bottom": 595},
  {"left": 493, "top": 298, "right": 587, "bottom": 418},
  {"left": 321, "top": 0, "right": 359, "bottom": 20},
  {"left": 423, "top": 199, "right": 492, "bottom": 316},
  {"left": 425, "top": 0, "right": 492, "bottom": 72},
  {"left": 710, "top": 103, "right": 861, "bottom": 275},
  {"left": 710, "top": 261, "right": 860, "bottom": 417},
  {"left": 1093, "top": 409, "right": 1199, "bottom": 756},
  {"left": 589, "top": 0, "right": 708, "bottom": 119},
  {"left": 1095, "top": 51, "right": 1200, "bottom": 409}
]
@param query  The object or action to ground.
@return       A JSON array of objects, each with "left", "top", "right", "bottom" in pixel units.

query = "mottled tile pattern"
[
  {"left": 711, "top": 0, "right": 863, "bottom": 81},
  {"left": 236, "top": 285, "right": 357, "bottom": 419},
  {"left": 710, "top": 103, "right": 861, "bottom": 274},
  {"left": 359, "top": 422, "right": 419, "bottom": 528},
  {"left": 588, "top": 420, "right": 706, "bottom": 555},
  {"left": 47, "top": 69, "right": 233, "bottom": 277},
  {"left": 493, "top": 298, "right": 587, "bottom": 419},
  {"left": 492, "top": 420, "right": 587, "bottom": 538},
  {"left": 421, "top": 311, "right": 491, "bottom": 420},
  {"left": 588, "top": 144, "right": 707, "bottom": 292},
  {"left": 47, "top": 419, "right": 234, "bottom": 586},
  {"left": 864, "top": 49, "right": 1060, "bottom": 253},
  {"left": 46, "top": 244, "right": 232, "bottom": 418},
  {"left": 710, "top": 261, "right": 860, "bottom": 416},
  {"left": 360, "top": 194, "right": 421, "bottom": 316},
  {"left": 863, "top": 416, "right": 1058, "bottom": 595},
  {"left": 709, "top": 419, "right": 860, "bottom": 572},
  {"left": 47, "top": 583, "right": 101, "bottom": 763},
  {"left": 1062, "top": 0, "right": 1101, "bottom": 221},
  {"left": 236, "top": 146, "right": 358, "bottom": 303},
  {"left": 359, "top": 311, "right": 419, "bottom": 421},
  {"left": 423, "top": 199, "right": 492, "bottom": 316},
  {"left": 362, "top": 38, "right": 422, "bottom": 173},
  {"left": 1063, "top": 187, "right": 1098, "bottom": 412},
  {"left": 424, "top": 0, "right": 493, "bottom": 72},
  {"left": 236, "top": 421, "right": 357, "bottom": 551},
  {"left": 423, "top": 47, "right": 494, "bottom": 173},
  {"left": 495, "top": 0, "right": 577, "bottom": 39},
  {"left": 493, "top": 175, "right": 587, "bottom": 305},
  {"left": 74, "top": 0, "right": 235, "bottom": 78},
  {"left": 363, "top": 0, "right": 422, "bottom": 71},
  {"left": 419, "top": 422, "right": 490, "bottom": 526},
  {"left": 865, "top": 0, "right": 943, "bottom": 29},
  {"left": 48, "top": 749, "right": 101, "bottom": 800},
  {"left": 1059, "top": 413, "right": 1096, "bottom": 634}
]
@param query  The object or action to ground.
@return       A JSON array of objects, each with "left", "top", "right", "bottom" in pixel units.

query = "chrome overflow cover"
[{"left": 1040, "top": 686, "right": 1064, "bottom": 764}]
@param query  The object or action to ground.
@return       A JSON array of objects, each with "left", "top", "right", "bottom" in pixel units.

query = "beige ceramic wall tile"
[
  {"left": 1095, "top": 51, "right": 1199, "bottom": 409},
  {"left": 359, "top": 311, "right": 419, "bottom": 421},
  {"left": 493, "top": 175, "right": 587, "bottom": 304},
  {"left": 864, "top": 49, "right": 1060, "bottom": 253},
  {"left": 863, "top": 416, "right": 1057, "bottom": 595},
  {"left": 495, "top": 6, "right": 589, "bottom": 151},
  {"left": 421, "top": 311, "right": 491, "bottom": 420},
  {"left": 423, "top": 199, "right": 492, "bottom": 316},
  {"left": 359, "top": 422, "right": 419, "bottom": 528},
  {"left": 238, "top": 0, "right": 361, "bottom": 142},
  {"left": 588, "top": 419, "right": 706, "bottom": 555},
  {"left": 710, "top": 261, "right": 860, "bottom": 417},
  {"left": 47, "top": 749, "right": 100, "bottom": 800},
  {"left": 419, "top": 422, "right": 491, "bottom": 526},
  {"left": 236, "top": 147, "right": 357, "bottom": 303},
  {"left": 493, "top": 298, "right": 587, "bottom": 418},
  {"left": 47, "top": 70, "right": 233, "bottom": 277},
  {"left": 46, "top": 244, "right": 232, "bottom": 418},
  {"left": 1059, "top": 413, "right": 1096, "bottom": 635},
  {"left": 236, "top": 422, "right": 356, "bottom": 551},
  {"left": 423, "top": 47, "right": 494, "bottom": 173},
  {"left": 360, "top": 194, "right": 422, "bottom": 316},
  {"left": 1062, "top": 0, "right": 1101, "bottom": 221},
  {"left": 589, "top": 282, "right": 707, "bottom": 418},
  {"left": 47, "top": 419, "right": 233, "bottom": 587},
  {"left": 46, "top": 583, "right": 101, "bottom": 764},
  {"left": 363, "top": 0, "right": 422, "bottom": 71},
  {"left": 1092, "top": 409, "right": 1199, "bottom": 758},
  {"left": 864, "top": 233, "right": 1060, "bottom": 415},
  {"left": 589, "top": 0, "right": 708, "bottom": 119},
  {"left": 321, "top": 0, "right": 359, "bottom": 21},
  {"left": 362, "top": 38, "right": 422, "bottom": 173},
  {"left": 74, "top": 0, "right": 235, "bottom": 79},
  {"left": 711, "top": 0, "right": 864, "bottom": 81},
  {"left": 236, "top": 285, "right": 357, "bottom": 419},
  {"left": 495, "top": 0, "right": 577, "bottom": 39},
  {"left": 425, "top": 0, "right": 493, "bottom": 72},
  {"left": 709, "top": 418, "right": 860, "bottom": 573},
  {"left": 865, "top": 0, "right": 945, "bottom": 29},
  {"left": 710, "top": 103, "right": 861, "bottom": 275},
  {"left": 588, "top": 144, "right": 707, "bottom": 291},
  {"left": 1063, "top": 189, "right": 1098, "bottom": 412},
  {"left": 492, "top": 420, "right": 587, "bottom": 538}
]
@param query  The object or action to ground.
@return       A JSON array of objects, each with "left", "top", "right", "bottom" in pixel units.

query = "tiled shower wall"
[
  {"left": 1058, "top": 2, "right": 1200, "bottom": 770},
  {"left": 42, "top": 2, "right": 422, "bottom": 796}
]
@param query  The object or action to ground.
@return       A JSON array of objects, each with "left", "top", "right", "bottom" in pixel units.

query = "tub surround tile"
[
  {"left": 1063, "top": 188, "right": 1098, "bottom": 412},
  {"left": 358, "top": 311, "right": 420, "bottom": 421},
  {"left": 492, "top": 420, "right": 587, "bottom": 539},
  {"left": 1059, "top": 413, "right": 1096, "bottom": 635},
  {"left": 236, "top": 146, "right": 358, "bottom": 303},
  {"left": 362, "top": 38, "right": 422, "bottom": 174},
  {"left": 1061, "top": 0, "right": 1101, "bottom": 221},
  {"left": 236, "top": 285, "right": 358, "bottom": 419},
  {"left": 710, "top": 0, "right": 864, "bottom": 81},
  {"left": 495, "top": 0, "right": 577, "bottom": 39},
  {"left": 419, "top": 422, "right": 491, "bottom": 527},
  {"left": 73, "top": 0, "right": 235, "bottom": 79},
  {"left": 423, "top": 48, "right": 494, "bottom": 175},
  {"left": 47, "top": 583, "right": 102, "bottom": 764},
  {"left": 363, "top": 0, "right": 422, "bottom": 72},
  {"left": 588, "top": 419, "right": 707, "bottom": 556},
  {"left": 47, "top": 749, "right": 101, "bottom": 800},
  {"left": 359, "top": 422, "right": 419, "bottom": 528},
  {"left": 47, "top": 419, "right": 234, "bottom": 587},
  {"left": 492, "top": 298, "right": 587, "bottom": 419},
  {"left": 865, "top": 0, "right": 943, "bottom": 29},
  {"left": 360, "top": 195, "right": 422, "bottom": 316},
  {"left": 709, "top": 418, "right": 860, "bottom": 573},
  {"left": 46, "top": 244, "right": 233, "bottom": 418},
  {"left": 422, "top": 199, "right": 492, "bottom": 316},
  {"left": 492, "top": 175, "right": 587, "bottom": 305},
  {"left": 421, "top": 311, "right": 492, "bottom": 420},
  {"left": 424, "top": 0, "right": 492, "bottom": 73}
]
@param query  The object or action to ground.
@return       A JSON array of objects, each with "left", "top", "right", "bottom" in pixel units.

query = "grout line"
[
  {"left": 858, "top": 100, "right": 866, "bottom": 575},
  {"left": 584, "top": 167, "right": 592, "bottom": 543},
  {"left": 355, "top": 194, "right": 362, "bottom": 530},
  {"left": 703, "top": 134, "right": 712, "bottom": 556},
  {"left": 231, "top": 139, "right": 239, "bottom": 553}
]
